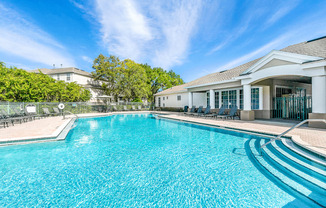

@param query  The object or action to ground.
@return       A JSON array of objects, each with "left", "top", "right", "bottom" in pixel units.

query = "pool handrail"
[{"left": 260, "top": 119, "right": 326, "bottom": 152}]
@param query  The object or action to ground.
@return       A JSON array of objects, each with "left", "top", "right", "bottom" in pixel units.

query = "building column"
[
  {"left": 188, "top": 92, "right": 193, "bottom": 107},
  {"left": 241, "top": 84, "right": 255, "bottom": 121},
  {"left": 209, "top": 89, "right": 215, "bottom": 109},
  {"left": 309, "top": 76, "right": 326, "bottom": 128}
]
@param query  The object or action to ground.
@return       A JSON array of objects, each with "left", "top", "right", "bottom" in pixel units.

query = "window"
[
  {"left": 167, "top": 96, "right": 168, "bottom": 100},
  {"left": 251, "top": 88, "right": 260, "bottom": 110},
  {"left": 158, "top": 97, "right": 161, "bottom": 107},
  {"left": 239, "top": 89, "right": 243, "bottom": 109},
  {"left": 163, "top": 97, "right": 165, "bottom": 100},
  {"left": 66, "top": 73, "right": 71, "bottom": 81},
  {"left": 207, "top": 92, "right": 210, "bottom": 107},
  {"left": 221, "top": 91, "right": 229, "bottom": 107},
  {"left": 228, "top": 90, "right": 237, "bottom": 108},
  {"left": 57, "top": 74, "right": 60, "bottom": 80},
  {"left": 215, "top": 91, "right": 219, "bottom": 108},
  {"left": 177, "top": 95, "right": 181, "bottom": 101},
  {"left": 221, "top": 90, "right": 237, "bottom": 108},
  {"left": 163, "top": 103, "right": 165, "bottom": 107}
]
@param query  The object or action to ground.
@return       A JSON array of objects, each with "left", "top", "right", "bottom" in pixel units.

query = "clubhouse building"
[{"left": 154, "top": 36, "right": 326, "bottom": 128}]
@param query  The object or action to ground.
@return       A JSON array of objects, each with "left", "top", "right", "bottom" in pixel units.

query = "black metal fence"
[{"left": 272, "top": 96, "right": 312, "bottom": 120}]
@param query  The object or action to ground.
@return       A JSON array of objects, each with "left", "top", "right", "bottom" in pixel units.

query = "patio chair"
[
  {"left": 42, "top": 107, "right": 56, "bottom": 117},
  {"left": 112, "top": 106, "right": 118, "bottom": 111},
  {"left": 53, "top": 107, "right": 61, "bottom": 116},
  {"left": 137, "top": 105, "right": 142, "bottom": 111},
  {"left": 0, "top": 109, "right": 24, "bottom": 125},
  {"left": 123, "top": 106, "right": 128, "bottom": 111},
  {"left": 216, "top": 106, "right": 239, "bottom": 120},
  {"left": 0, "top": 114, "right": 12, "bottom": 128},
  {"left": 189, "top": 106, "right": 203, "bottom": 116},
  {"left": 198, "top": 106, "right": 211, "bottom": 117},
  {"left": 131, "top": 105, "right": 136, "bottom": 111},
  {"left": 194, "top": 106, "right": 209, "bottom": 116},
  {"left": 12, "top": 108, "right": 30, "bottom": 122},
  {"left": 184, "top": 106, "right": 196, "bottom": 115},
  {"left": 205, "top": 105, "right": 226, "bottom": 119}
]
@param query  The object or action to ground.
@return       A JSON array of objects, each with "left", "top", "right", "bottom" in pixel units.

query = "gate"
[{"left": 272, "top": 96, "right": 312, "bottom": 120}]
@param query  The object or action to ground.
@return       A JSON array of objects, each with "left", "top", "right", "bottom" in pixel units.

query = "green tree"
[
  {"left": 92, "top": 54, "right": 123, "bottom": 102},
  {"left": 121, "top": 59, "right": 149, "bottom": 101},
  {"left": 0, "top": 62, "right": 91, "bottom": 102}
]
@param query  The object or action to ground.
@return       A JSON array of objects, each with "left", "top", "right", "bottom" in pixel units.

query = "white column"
[
  {"left": 219, "top": 91, "right": 222, "bottom": 108},
  {"left": 236, "top": 89, "right": 240, "bottom": 108},
  {"left": 312, "top": 76, "right": 326, "bottom": 113},
  {"left": 243, "top": 84, "right": 251, "bottom": 111},
  {"left": 209, "top": 89, "right": 215, "bottom": 109},
  {"left": 188, "top": 92, "right": 193, "bottom": 107}
]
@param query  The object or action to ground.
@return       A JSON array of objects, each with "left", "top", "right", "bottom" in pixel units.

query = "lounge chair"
[
  {"left": 205, "top": 105, "right": 226, "bottom": 119},
  {"left": 184, "top": 106, "right": 196, "bottom": 115},
  {"left": 199, "top": 106, "right": 211, "bottom": 117},
  {"left": 137, "top": 105, "right": 142, "bottom": 111},
  {"left": 53, "top": 107, "right": 61, "bottom": 116},
  {"left": 112, "top": 106, "right": 118, "bottom": 111},
  {"left": 12, "top": 108, "right": 30, "bottom": 122},
  {"left": 123, "top": 106, "right": 128, "bottom": 111},
  {"left": 131, "top": 106, "right": 136, "bottom": 111},
  {"left": 0, "top": 109, "right": 24, "bottom": 125},
  {"left": 0, "top": 114, "right": 12, "bottom": 128},
  {"left": 216, "top": 106, "right": 239, "bottom": 120},
  {"left": 189, "top": 106, "right": 203, "bottom": 116},
  {"left": 42, "top": 107, "right": 56, "bottom": 117}
]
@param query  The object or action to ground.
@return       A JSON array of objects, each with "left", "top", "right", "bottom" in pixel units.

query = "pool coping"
[{"left": 0, "top": 118, "right": 76, "bottom": 146}]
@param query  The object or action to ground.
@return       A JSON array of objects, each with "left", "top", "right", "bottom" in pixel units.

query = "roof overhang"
[
  {"left": 185, "top": 78, "right": 238, "bottom": 89},
  {"left": 240, "top": 50, "right": 323, "bottom": 75}
]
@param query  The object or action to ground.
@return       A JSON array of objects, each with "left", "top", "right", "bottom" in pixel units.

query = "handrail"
[
  {"left": 63, "top": 111, "right": 79, "bottom": 120},
  {"left": 260, "top": 119, "right": 326, "bottom": 151}
]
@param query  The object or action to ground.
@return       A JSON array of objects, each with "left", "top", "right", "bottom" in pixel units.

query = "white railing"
[{"left": 260, "top": 119, "right": 326, "bottom": 150}]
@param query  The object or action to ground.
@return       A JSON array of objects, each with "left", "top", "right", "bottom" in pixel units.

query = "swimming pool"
[{"left": 0, "top": 114, "right": 316, "bottom": 207}]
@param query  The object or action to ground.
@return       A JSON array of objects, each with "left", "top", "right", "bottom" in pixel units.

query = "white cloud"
[
  {"left": 82, "top": 55, "right": 93, "bottom": 63},
  {"left": 214, "top": 34, "right": 291, "bottom": 72},
  {"left": 92, "top": 0, "right": 202, "bottom": 70},
  {"left": 0, "top": 3, "right": 76, "bottom": 68},
  {"left": 265, "top": 1, "right": 299, "bottom": 27}
]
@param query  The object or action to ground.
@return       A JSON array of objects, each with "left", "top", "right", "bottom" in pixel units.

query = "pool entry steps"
[{"left": 249, "top": 138, "right": 326, "bottom": 207}]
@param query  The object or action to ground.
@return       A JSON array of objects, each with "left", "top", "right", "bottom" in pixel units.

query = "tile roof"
[
  {"left": 156, "top": 36, "right": 326, "bottom": 95},
  {"left": 29, "top": 67, "right": 91, "bottom": 77}
]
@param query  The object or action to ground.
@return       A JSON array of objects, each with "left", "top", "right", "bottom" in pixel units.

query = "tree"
[
  {"left": 92, "top": 55, "right": 184, "bottom": 103},
  {"left": 92, "top": 54, "right": 123, "bottom": 102},
  {"left": 142, "top": 64, "right": 184, "bottom": 102},
  {"left": 0, "top": 63, "right": 91, "bottom": 102},
  {"left": 121, "top": 59, "right": 149, "bottom": 101}
]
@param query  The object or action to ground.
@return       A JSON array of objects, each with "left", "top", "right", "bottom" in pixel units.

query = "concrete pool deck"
[{"left": 0, "top": 111, "right": 325, "bottom": 158}]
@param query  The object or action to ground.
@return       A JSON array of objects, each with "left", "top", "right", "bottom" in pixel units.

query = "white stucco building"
[
  {"left": 154, "top": 36, "right": 326, "bottom": 128},
  {"left": 30, "top": 67, "right": 107, "bottom": 103}
]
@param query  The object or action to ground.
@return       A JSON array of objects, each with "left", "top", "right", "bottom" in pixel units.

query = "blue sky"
[{"left": 1, "top": 0, "right": 326, "bottom": 82}]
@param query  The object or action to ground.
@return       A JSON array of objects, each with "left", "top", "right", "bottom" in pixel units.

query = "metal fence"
[
  {"left": 0, "top": 101, "right": 154, "bottom": 115},
  {"left": 272, "top": 96, "right": 312, "bottom": 120}
]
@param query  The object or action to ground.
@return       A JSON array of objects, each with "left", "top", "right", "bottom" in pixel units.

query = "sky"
[{"left": 1, "top": 0, "right": 326, "bottom": 82}]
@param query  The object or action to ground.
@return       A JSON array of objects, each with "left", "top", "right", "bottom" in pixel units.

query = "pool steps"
[{"left": 249, "top": 139, "right": 326, "bottom": 207}]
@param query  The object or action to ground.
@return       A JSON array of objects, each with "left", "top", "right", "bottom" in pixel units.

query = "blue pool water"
[{"left": 0, "top": 114, "right": 308, "bottom": 207}]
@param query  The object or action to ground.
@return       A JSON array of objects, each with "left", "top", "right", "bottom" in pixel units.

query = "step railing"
[
  {"left": 63, "top": 111, "right": 79, "bottom": 121},
  {"left": 260, "top": 119, "right": 326, "bottom": 151}
]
